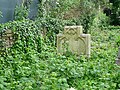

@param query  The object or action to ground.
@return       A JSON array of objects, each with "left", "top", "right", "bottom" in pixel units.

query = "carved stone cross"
[{"left": 57, "top": 26, "right": 90, "bottom": 57}]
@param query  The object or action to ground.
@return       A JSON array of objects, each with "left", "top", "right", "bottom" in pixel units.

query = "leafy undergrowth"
[{"left": 0, "top": 22, "right": 120, "bottom": 90}]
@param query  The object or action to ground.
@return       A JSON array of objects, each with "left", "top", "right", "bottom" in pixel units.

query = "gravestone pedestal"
[{"left": 57, "top": 26, "right": 91, "bottom": 57}]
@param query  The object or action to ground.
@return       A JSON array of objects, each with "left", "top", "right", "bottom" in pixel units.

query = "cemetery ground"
[
  {"left": 0, "top": 0, "right": 120, "bottom": 89},
  {"left": 0, "top": 25, "right": 120, "bottom": 89}
]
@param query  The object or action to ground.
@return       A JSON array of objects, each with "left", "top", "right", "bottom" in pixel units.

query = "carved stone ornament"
[{"left": 57, "top": 26, "right": 91, "bottom": 57}]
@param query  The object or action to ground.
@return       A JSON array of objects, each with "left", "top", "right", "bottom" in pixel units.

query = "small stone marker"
[
  {"left": 0, "top": 29, "right": 13, "bottom": 48},
  {"left": 57, "top": 26, "right": 90, "bottom": 57},
  {"left": 116, "top": 47, "right": 120, "bottom": 66}
]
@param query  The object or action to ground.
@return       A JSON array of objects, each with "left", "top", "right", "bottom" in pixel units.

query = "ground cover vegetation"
[{"left": 0, "top": 0, "right": 120, "bottom": 89}]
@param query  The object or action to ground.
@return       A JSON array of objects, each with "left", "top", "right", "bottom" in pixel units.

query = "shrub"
[
  {"left": 90, "top": 11, "right": 110, "bottom": 31},
  {"left": 109, "top": 0, "right": 120, "bottom": 25},
  {"left": 14, "top": 0, "right": 32, "bottom": 20}
]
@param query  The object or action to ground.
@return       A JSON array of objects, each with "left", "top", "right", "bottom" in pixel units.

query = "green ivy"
[
  {"left": 0, "top": 19, "right": 120, "bottom": 89},
  {"left": 0, "top": 1, "right": 120, "bottom": 89}
]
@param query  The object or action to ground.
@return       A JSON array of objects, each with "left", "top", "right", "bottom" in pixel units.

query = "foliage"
[
  {"left": 58, "top": 0, "right": 110, "bottom": 33},
  {"left": 116, "top": 36, "right": 120, "bottom": 47},
  {"left": 36, "top": 17, "right": 64, "bottom": 45},
  {"left": 14, "top": 0, "right": 32, "bottom": 20},
  {"left": 0, "top": 0, "right": 120, "bottom": 90},
  {"left": 77, "top": 0, "right": 111, "bottom": 33},
  {"left": 15, "top": 0, "right": 111, "bottom": 34},
  {"left": 90, "top": 11, "right": 110, "bottom": 31},
  {"left": 76, "top": 0, "right": 95, "bottom": 33},
  {"left": 0, "top": 19, "right": 120, "bottom": 89},
  {"left": 37, "top": 0, "right": 79, "bottom": 18},
  {"left": 14, "top": 5, "right": 29, "bottom": 20},
  {"left": 109, "top": 0, "right": 120, "bottom": 25},
  {"left": 92, "top": 0, "right": 109, "bottom": 8},
  {"left": 0, "top": 19, "right": 42, "bottom": 55},
  {"left": 107, "top": 26, "right": 120, "bottom": 46}
]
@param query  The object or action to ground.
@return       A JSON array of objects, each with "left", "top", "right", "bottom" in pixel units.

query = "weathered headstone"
[
  {"left": 0, "top": 29, "right": 13, "bottom": 48},
  {"left": 57, "top": 26, "right": 90, "bottom": 57},
  {"left": 116, "top": 47, "right": 120, "bottom": 65}
]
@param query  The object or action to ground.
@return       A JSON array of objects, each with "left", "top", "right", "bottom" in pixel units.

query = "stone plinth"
[
  {"left": 116, "top": 47, "right": 120, "bottom": 65},
  {"left": 57, "top": 26, "right": 90, "bottom": 57}
]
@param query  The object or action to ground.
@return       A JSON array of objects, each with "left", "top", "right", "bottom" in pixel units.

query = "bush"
[
  {"left": 116, "top": 36, "right": 120, "bottom": 47},
  {"left": 0, "top": 19, "right": 43, "bottom": 55},
  {"left": 110, "top": 0, "right": 120, "bottom": 25},
  {"left": 14, "top": 5, "right": 29, "bottom": 20},
  {"left": 14, "top": 0, "right": 32, "bottom": 20},
  {"left": 90, "top": 11, "right": 110, "bottom": 31}
]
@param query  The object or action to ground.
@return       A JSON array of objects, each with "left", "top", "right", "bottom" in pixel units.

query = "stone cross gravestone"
[{"left": 57, "top": 26, "right": 90, "bottom": 57}]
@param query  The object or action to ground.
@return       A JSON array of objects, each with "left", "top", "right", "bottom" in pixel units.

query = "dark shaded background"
[{"left": 0, "top": 0, "right": 39, "bottom": 23}]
